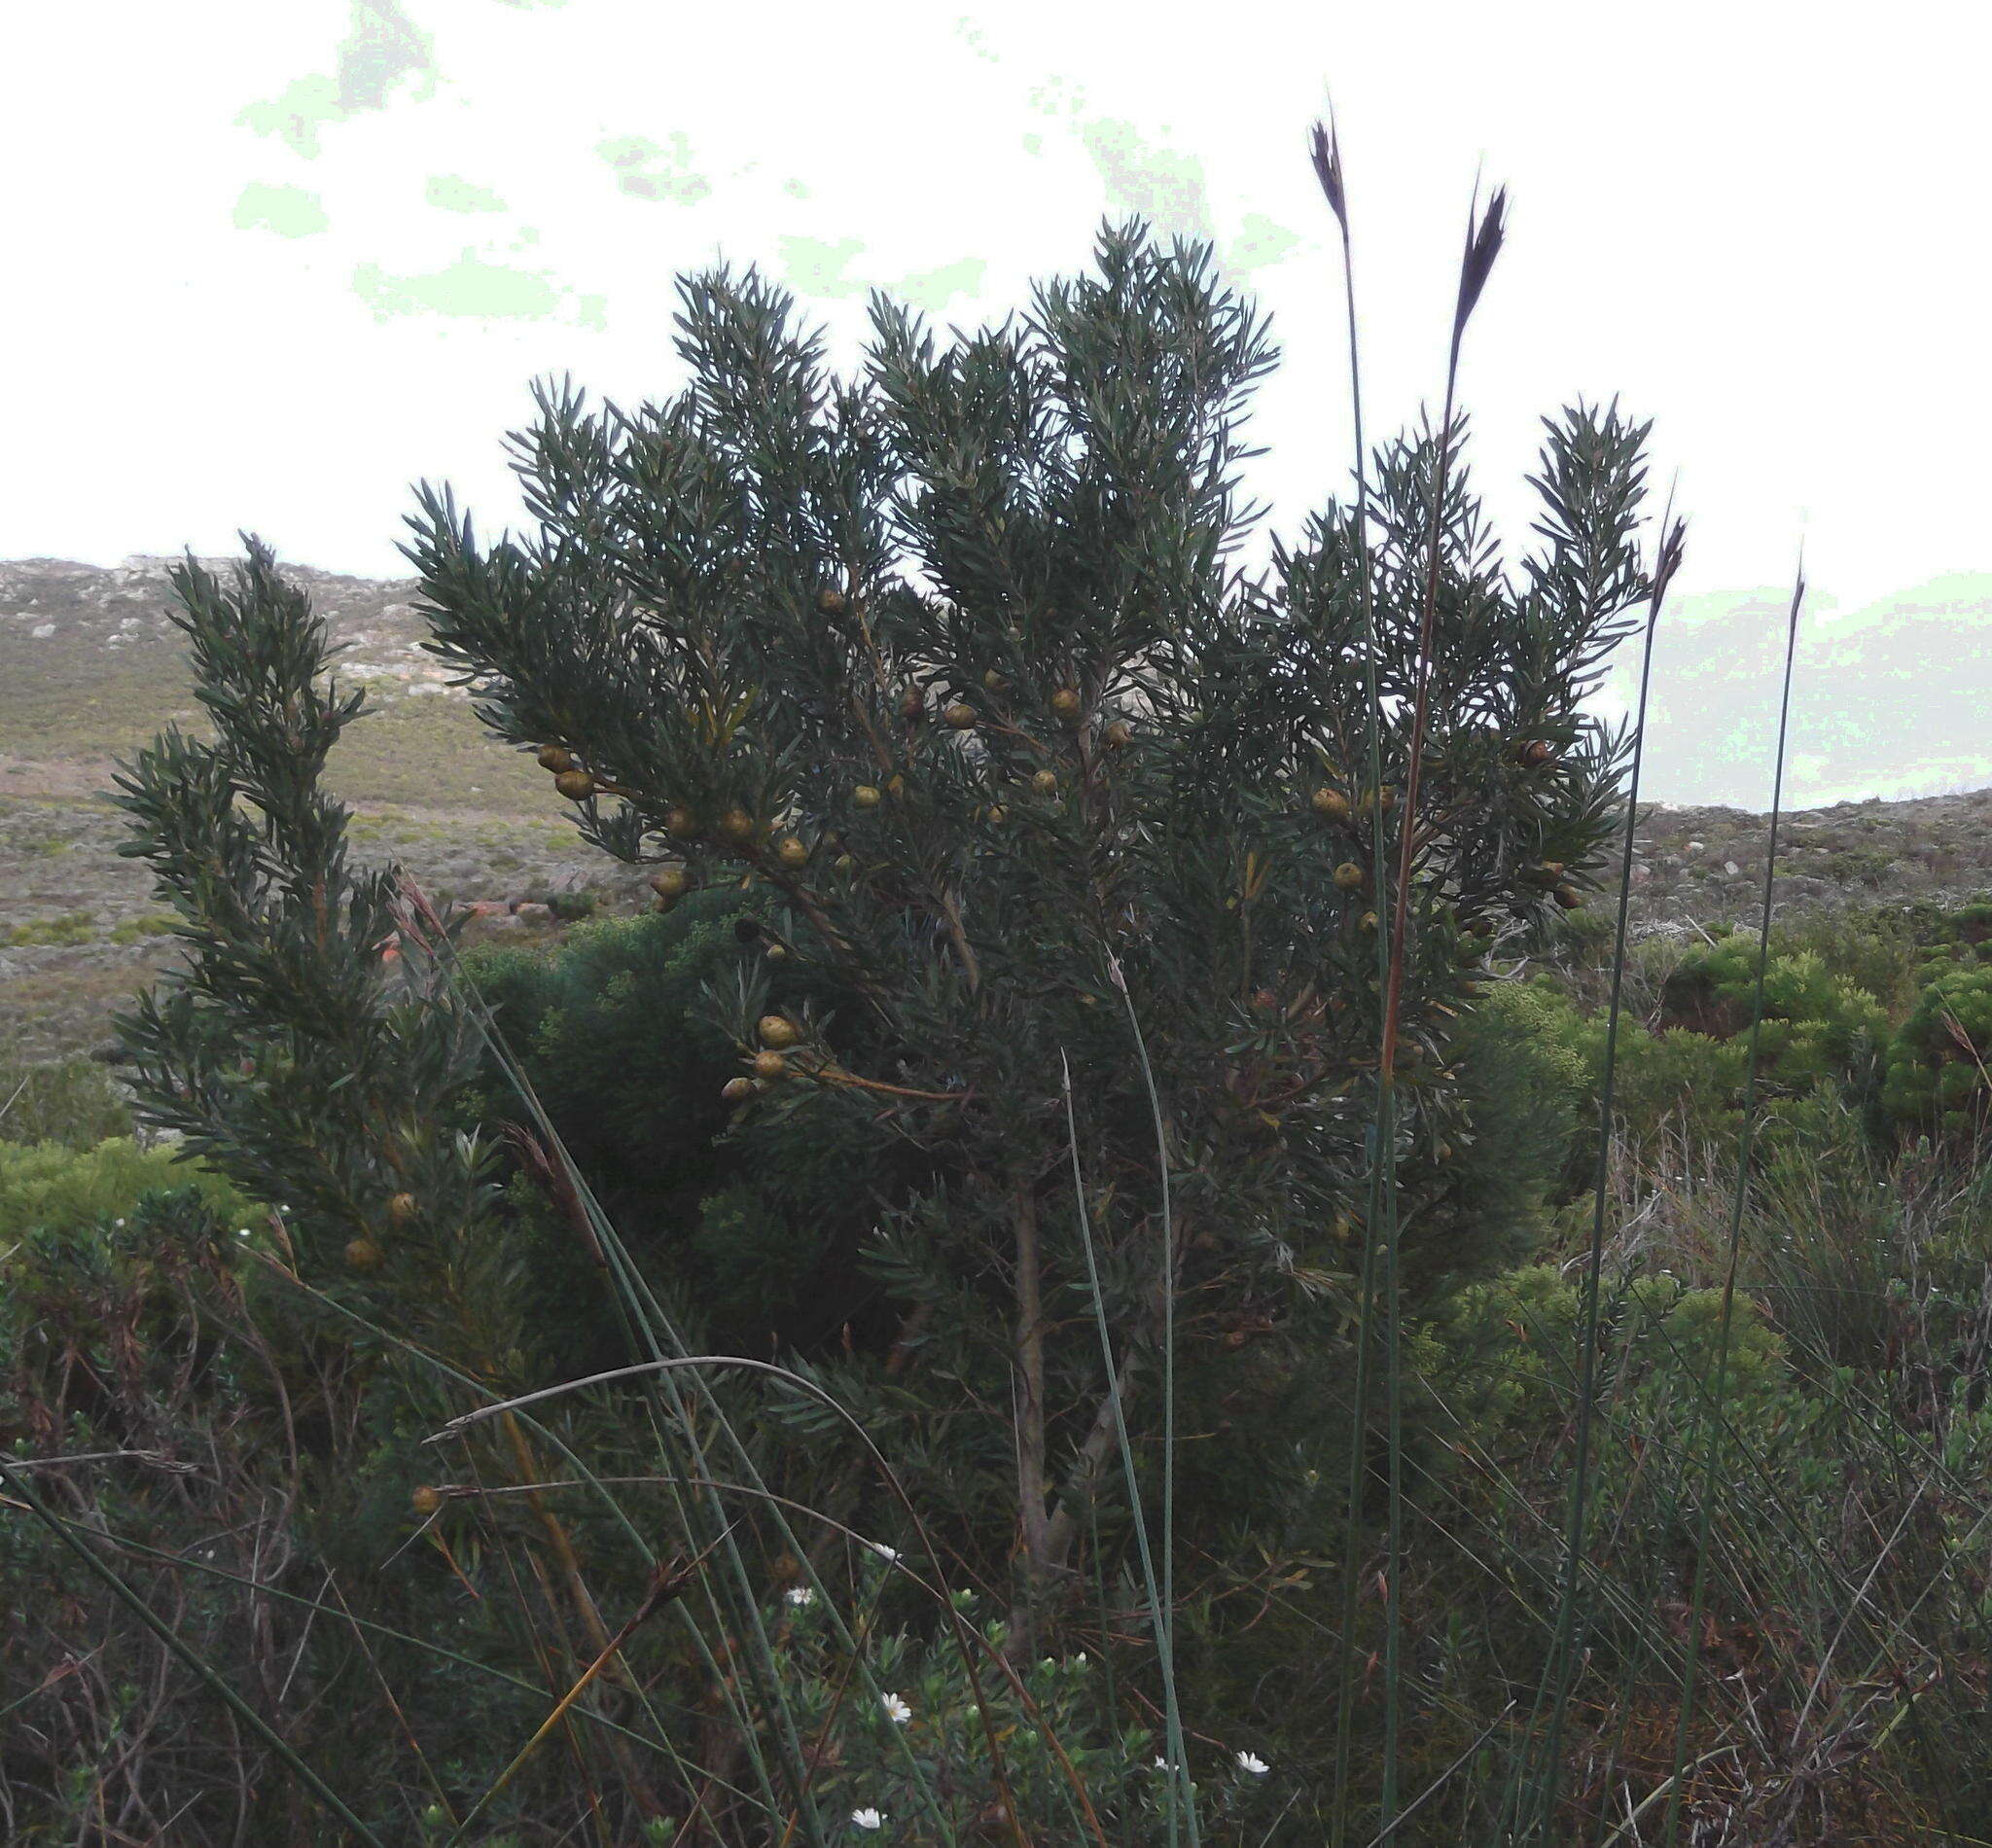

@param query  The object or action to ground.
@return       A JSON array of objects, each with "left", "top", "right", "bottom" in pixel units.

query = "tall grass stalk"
[
  {"left": 1306, "top": 109, "right": 1389, "bottom": 1848},
  {"left": 1106, "top": 952, "right": 1197, "bottom": 1847},
  {"left": 1306, "top": 104, "right": 1386, "bottom": 1848},
  {"left": 1061, "top": 1044, "right": 1200, "bottom": 1847},
  {"left": 1372, "top": 171, "right": 1508, "bottom": 1832},
  {"left": 1528, "top": 500, "right": 1686, "bottom": 1835},
  {"left": 1659, "top": 554, "right": 1806, "bottom": 1845}
]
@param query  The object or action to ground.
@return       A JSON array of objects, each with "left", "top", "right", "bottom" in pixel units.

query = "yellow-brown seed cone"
[
  {"left": 387, "top": 1191, "right": 418, "bottom": 1227},
  {"left": 1333, "top": 862, "right": 1366, "bottom": 892},
  {"left": 1554, "top": 884, "right": 1584, "bottom": 910},
  {"left": 1103, "top": 719, "right": 1133, "bottom": 749},
  {"left": 1050, "top": 688, "right": 1083, "bottom": 722},
  {"left": 553, "top": 769, "right": 596, "bottom": 801},
  {"left": 752, "top": 1049, "right": 789, "bottom": 1081},
  {"left": 943, "top": 702, "right": 977, "bottom": 730},
  {"left": 1311, "top": 787, "right": 1351, "bottom": 821},
  {"left": 650, "top": 866, "right": 691, "bottom": 899},
  {"left": 758, "top": 1013, "right": 800, "bottom": 1048},
  {"left": 853, "top": 785, "right": 881, "bottom": 809},
  {"left": 344, "top": 1237, "right": 384, "bottom": 1273},
  {"left": 719, "top": 807, "right": 756, "bottom": 843},
  {"left": 536, "top": 744, "right": 575, "bottom": 773},
  {"left": 411, "top": 1485, "right": 443, "bottom": 1517},
  {"left": 1030, "top": 769, "right": 1058, "bottom": 796},
  {"left": 817, "top": 586, "right": 847, "bottom": 615},
  {"left": 722, "top": 1076, "right": 756, "bottom": 1102},
  {"left": 775, "top": 835, "right": 809, "bottom": 869},
  {"left": 665, "top": 805, "right": 698, "bottom": 840}
]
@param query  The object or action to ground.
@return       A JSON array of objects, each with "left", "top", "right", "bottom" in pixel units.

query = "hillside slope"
[{"left": 4, "top": 556, "right": 1989, "bottom": 1061}]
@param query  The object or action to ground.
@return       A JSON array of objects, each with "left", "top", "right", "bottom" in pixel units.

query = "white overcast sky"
[{"left": 3, "top": 0, "right": 1985, "bottom": 631}]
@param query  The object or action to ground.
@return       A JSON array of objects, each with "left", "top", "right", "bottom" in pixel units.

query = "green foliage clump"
[
  {"left": 0, "top": 1055, "right": 132, "bottom": 1148},
  {"left": 107, "top": 910, "right": 178, "bottom": 945},
  {"left": 1, "top": 909, "right": 94, "bottom": 948},
  {"left": 1445, "top": 1262, "right": 1794, "bottom": 1441},
  {"left": 1883, "top": 961, "right": 1992, "bottom": 1135},
  {"left": 1660, "top": 938, "right": 1887, "bottom": 1094},
  {"left": 0, "top": 1135, "right": 252, "bottom": 1247},
  {"left": 462, "top": 895, "right": 902, "bottom": 1362}
]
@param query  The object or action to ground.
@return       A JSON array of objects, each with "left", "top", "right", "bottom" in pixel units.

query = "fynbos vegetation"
[{"left": 3, "top": 127, "right": 1989, "bottom": 1847}]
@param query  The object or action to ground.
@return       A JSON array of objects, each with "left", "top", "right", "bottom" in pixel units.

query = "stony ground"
[{"left": 5, "top": 553, "right": 1989, "bottom": 1061}]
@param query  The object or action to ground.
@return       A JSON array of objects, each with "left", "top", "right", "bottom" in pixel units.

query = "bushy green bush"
[
  {"left": 0, "top": 1135, "right": 252, "bottom": 1247},
  {"left": 1659, "top": 939, "right": 1887, "bottom": 1095},
  {"left": 0, "top": 1055, "right": 132, "bottom": 1148},
  {"left": 1882, "top": 961, "right": 1992, "bottom": 1135},
  {"left": 460, "top": 892, "right": 907, "bottom": 1367}
]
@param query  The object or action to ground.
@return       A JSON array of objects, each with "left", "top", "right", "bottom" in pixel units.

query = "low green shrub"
[{"left": 0, "top": 1056, "right": 131, "bottom": 1147}]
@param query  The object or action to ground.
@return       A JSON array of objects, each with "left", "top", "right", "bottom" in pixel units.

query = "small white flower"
[
  {"left": 114, "top": 1218, "right": 125, "bottom": 1227},
  {"left": 1235, "top": 1751, "right": 1270, "bottom": 1777},
  {"left": 850, "top": 1807, "right": 884, "bottom": 1831},
  {"left": 881, "top": 1692, "right": 912, "bottom": 1725},
  {"left": 1153, "top": 1757, "right": 1173, "bottom": 1772},
  {"left": 867, "top": 1542, "right": 901, "bottom": 1564},
  {"left": 235, "top": 1226, "right": 252, "bottom": 1239},
  {"left": 784, "top": 1585, "right": 816, "bottom": 1608}
]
